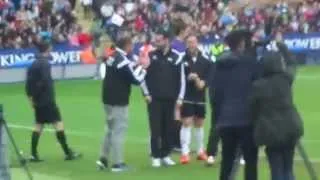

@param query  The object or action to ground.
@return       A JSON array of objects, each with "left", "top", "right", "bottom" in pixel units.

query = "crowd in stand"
[
  {"left": 101, "top": 0, "right": 320, "bottom": 44},
  {"left": 0, "top": 0, "right": 91, "bottom": 49},
  {"left": 1, "top": 0, "right": 320, "bottom": 50}
]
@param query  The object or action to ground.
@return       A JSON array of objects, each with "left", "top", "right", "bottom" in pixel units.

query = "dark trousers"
[
  {"left": 265, "top": 142, "right": 296, "bottom": 180},
  {"left": 171, "top": 120, "right": 181, "bottom": 149},
  {"left": 69, "top": 0, "right": 76, "bottom": 10},
  {"left": 207, "top": 101, "right": 220, "bottom": 156},
  {"left": 219, "top": 126, "right": 258, "bottom": 180},
  {"left": 148, "top": 99, "right": 175, "bottom": 158}
]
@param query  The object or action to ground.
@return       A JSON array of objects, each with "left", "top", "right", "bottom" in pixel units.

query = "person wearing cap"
[
  {"left": 141, "top": 29, "right": 186, "bottom": 168},
  {"left": 212, "top": 30, "right": 260, "bottom": 180}
]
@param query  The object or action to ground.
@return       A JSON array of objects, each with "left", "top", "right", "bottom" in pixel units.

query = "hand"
[
  {"left": 176, "top": 99, "right": 183, "bottom": 108},
  {"left": 188, "top": 73, "right": 199, "bottom": 81},
  {"left": 175, "top": 106, "right": 181, "bottom": 121},
  {"left": 145, "top": 95, "right": 152, "bottom": 104}
]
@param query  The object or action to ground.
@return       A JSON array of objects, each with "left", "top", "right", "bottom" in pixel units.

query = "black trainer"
[
  {"left": 96, "top": 157, "right": 108, "bottom": 170},
  {"left": 111, "top": 163, "right": 130, "bottom": 172},
  {"left": 65, "top": 150, "right": 82, "bottom": 161}
]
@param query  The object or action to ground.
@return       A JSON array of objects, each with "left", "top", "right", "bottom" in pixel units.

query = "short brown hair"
[{"left": 115, "top": 36, "right": 132, "bottom": 49}]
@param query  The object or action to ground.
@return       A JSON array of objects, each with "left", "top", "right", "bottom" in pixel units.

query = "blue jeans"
[{"left": 265, "top": 142, "right": 296, "bottom": 180}]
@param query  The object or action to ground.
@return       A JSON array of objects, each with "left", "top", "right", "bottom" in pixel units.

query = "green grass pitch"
[{"left": 1, "top": 66, "right": 320, "bottom": 180}]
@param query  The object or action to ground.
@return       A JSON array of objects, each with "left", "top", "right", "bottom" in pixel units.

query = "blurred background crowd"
[
  {"left": 1, "top": 0, "right": 320, "bottom": 49},
  {"left": 0, "top": 0, "right": 91, "bottom": 49}
]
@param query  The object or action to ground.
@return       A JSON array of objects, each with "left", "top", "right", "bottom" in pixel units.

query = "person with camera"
[
  {"left": 212, "top": 30, "right": 260, "bottom": 180},
  {"left": 25, "top": 41, "right": 81, "bottom": 162},
  {"left": 250, "top": 42, "right": 303, "bottom": 180}
]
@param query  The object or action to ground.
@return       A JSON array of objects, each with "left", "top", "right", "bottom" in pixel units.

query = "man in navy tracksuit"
[
  {"left": 141, "top": 30, "right": 185, "bottom": 167},
  {"left": 212, "top": 30, "right": 260, "bottom": 180}
]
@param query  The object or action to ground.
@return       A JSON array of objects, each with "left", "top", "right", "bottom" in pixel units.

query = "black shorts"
[
  {"left": 34, "top": 102, "right": 62, "bottom": 124},
  {"left": 181, "top": 103, "right": 206, "bottom": 119}
]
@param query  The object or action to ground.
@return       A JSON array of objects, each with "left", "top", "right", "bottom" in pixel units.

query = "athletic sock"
[
  {"left": 56, "top": 131, "right": 70, "bottom": 155},
  {"left": 194, "top": 127, "right": 204, "bottom": 154},
  {"left": 31, "top": 131, "right": 41, "bottom": 157},
  {"left": 180, "top": 126, "right": 192, "bottom": 155}
]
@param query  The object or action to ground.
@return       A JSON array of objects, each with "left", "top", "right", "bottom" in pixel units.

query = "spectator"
[
  {"left": 80, "top": 0, "right": 92, "bottom": 19},
  {"left": 0, "top": 0, "right": 84, "bottom": 50}
]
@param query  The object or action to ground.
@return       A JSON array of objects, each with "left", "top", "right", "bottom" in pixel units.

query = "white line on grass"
[
  {"left": 297, "top": 74, "right": 320, "bottom": 80},
  {"left": 11, "top": 168, "right": 71, "bottom": 180},
  {"left": 8, "top": 124, "right": 320, "bottom": 144},
  {"left": 7, "top": 124, "right": 320, "bottom": 164}
]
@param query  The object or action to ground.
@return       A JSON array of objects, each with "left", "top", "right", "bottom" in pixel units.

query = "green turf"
[{"left": 1, "top": 66, "right": 320, "bottom": 180}]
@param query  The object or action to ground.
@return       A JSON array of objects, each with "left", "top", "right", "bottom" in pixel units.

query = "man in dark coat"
[
  {"left": 212, "top": 30, "right": 260, "bottom": 180},
  {"left": 250, "top": 42, "right": 303, "bottom": 180}
]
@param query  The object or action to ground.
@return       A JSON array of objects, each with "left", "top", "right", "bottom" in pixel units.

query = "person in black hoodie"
[
  {"left": 25, "top": 41, "right": 81, "bottom": 162},
  {"left": 212, "top": 30, "right": 260, "bottom": 180},
  {"left": 250, "top": 42, "right": 304, "bottom": 180}
]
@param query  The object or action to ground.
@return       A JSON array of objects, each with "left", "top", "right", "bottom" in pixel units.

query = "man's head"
[
  {"left": 154, "top": 29, "right": 170, "bottom": 51},
  {"left": 173, "top": 19, "right": 189, "bottom": 40},
  {"left": 187, "top": 35, "right": 198, "bottom": 55},
  {"left": 115, "top": 36, "right": 133, "bottom": 54},
  {"left": 225, "top": 30, "right": 246, "bottom": 53},
  {"left": 37, "top": 41, "right": 52, "bottom": 55}
]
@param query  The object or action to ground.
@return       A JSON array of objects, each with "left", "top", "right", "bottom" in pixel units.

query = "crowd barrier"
[{"left": 1, "top": 33, "right": 320, "bottom": 83}]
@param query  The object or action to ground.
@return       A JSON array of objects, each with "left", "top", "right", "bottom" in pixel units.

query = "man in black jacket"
[
  {"left": 212, "top": 30, "right": 260, "bottom": 180},
  {"left": 141, "top": 30, "right": 185, "bottom": 168},
  {"left": 97, "top": 36, "right": 147, "bottom": 172},
  {"left": 26, "top": 42, "right": 81, "bottom": 162},
  {"left": 179, "top": 35, "right": 213, "bottom": 164}
]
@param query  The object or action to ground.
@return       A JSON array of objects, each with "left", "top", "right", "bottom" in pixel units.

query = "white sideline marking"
[
  {"left": 258, "top": 155, "right": 320, "bottom": 163},
  {"left": 297, "top": 74, "right": 320, "bottom": 80},
  {"left": 7, "top": 124, "right": 320, "bottom": 164},
  {"left": 8, "top": 124, "right": 320, "bottom": 144},
  {"left": 8, "top": 124, "right": 147, "bottom": 143},
  {"left": 11, "top": 168, "right": 70, "bottom": 180}
]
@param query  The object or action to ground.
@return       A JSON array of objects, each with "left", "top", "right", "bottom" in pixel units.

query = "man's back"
[
  {"left": 213, "top": 53, "right": 259, "bottom": 128},
  {"left": 26, "top": 55, "right": 54, "bottom": 106},
  {"left": 251, "top": 52, "right": 303, "bottom": 146}
]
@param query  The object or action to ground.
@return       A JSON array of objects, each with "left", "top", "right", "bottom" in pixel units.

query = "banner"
[
  {"left": 283, "top": 32, "right": 320, "bottom": 53},
  {"left": 132, "top": 33, "right": 320, "bottom": 65},
  {"left": 0, "top": 44, "right": 94, "bottom": 69}
]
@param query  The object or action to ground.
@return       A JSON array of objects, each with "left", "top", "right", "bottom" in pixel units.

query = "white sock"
[
  {"left": 180, "top": 126, "right": 192, "bottom": 155},
  {"left": 194, "top": 127, "right": 204, "bottom": 154}
]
